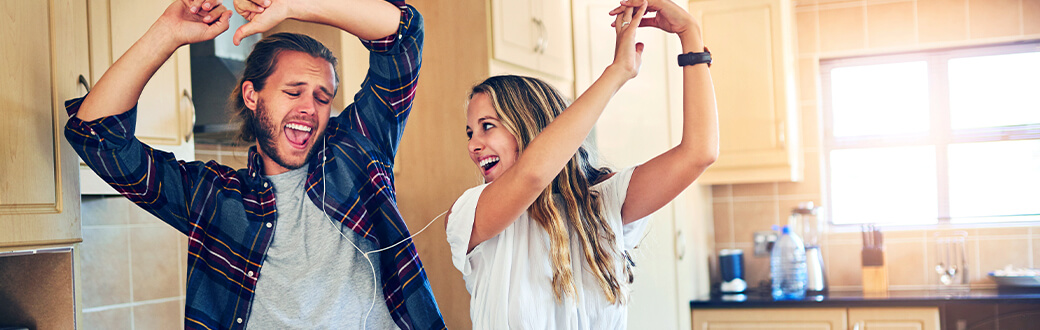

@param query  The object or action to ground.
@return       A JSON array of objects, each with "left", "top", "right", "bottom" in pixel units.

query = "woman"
[{"left": 446, "top": 0, "right": 718, "bottom": 328}]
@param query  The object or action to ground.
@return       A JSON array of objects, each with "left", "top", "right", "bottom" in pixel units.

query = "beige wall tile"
[
  {"left": 713, "top": 202, "right": 735, "bottom": 245},
  {"left": 81, "top": 307, "right": 131, "bottom": 330},
  {"left": 732, "top": 200, "right": 780, "bottom": 244},
  {"left": 886, "top": 240, "right": 928, "bottom": 286},
  {"left": 819, "top": 6, "right": 867, "bottom": 53},
  {"left": 743, "top": 252, "right": 772, "bottom": 289},
  {"left": 133, "top": 300, "right": 184, "bottom": 330},
  {"left": 1033, "top": 238, "right": 1040, "bottom": 269},
  {"left": 81, "top": 196, "right": 130, "bottom": 226},
  {"left": 221, "top": 148, "right": 252, "bottom": 170},
  {"left": 918, "top": 0, "right": 969, "bottom": 43},
  {"left": 797, "top": 10, "right": 819, "bottom": 54},
  {"left": 732, "top": 182, "right": 777, "bottom": 197},
  {"left": 968, "top": 0, "right": 1022, "bottom": 39},
  {"left": 129, "top": 200, "right": 165, "bottom": 225},
  {"left": 975, "top": 238, "right": 1030, "bottom": 284},
  {"left": 131, "top": 225, "right": 182, "bottom": 302},
  {"left": 866, "top": 1, "right": 917, "bottom": 48},
  {"left": 976, "top": 226, "right": 1032, "bottom": 238},
  {"left": 81, "top": 227, "right": 132, "bottom": 308},
  {"left": 1026, "top": 0, "right": 1040, "bottom": 35},
  {"left": 712, "top": 184, "right": 732, "bottom": 199},
  {"left": 825, "top": 242, "right": 862, "bottom": 287},
  {"left": 778, "top": 151, "right": 822, "bottom": 195},
  {"left": 799, "top": 58, "right": 820, "bottom": 103}
]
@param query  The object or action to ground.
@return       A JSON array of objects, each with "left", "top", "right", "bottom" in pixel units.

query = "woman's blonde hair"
[{"left": 470, "top": 75, "right": 628, "bottom": 304}]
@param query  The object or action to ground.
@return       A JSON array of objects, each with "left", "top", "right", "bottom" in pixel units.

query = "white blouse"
[{"left": 446, "top": 167, "right": 649, "bottom": 330}]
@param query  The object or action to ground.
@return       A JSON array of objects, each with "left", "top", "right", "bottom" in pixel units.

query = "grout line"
[
  {"left": 127, "top": 224, "right": 135, "bottom": 330},
  {"left": 82, "top": 296, "right": 186, "bottom": 314}
]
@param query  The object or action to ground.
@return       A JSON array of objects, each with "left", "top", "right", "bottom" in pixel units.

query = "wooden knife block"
[{"left": 862, "top": 251, "right": 889, "bottom": 294}]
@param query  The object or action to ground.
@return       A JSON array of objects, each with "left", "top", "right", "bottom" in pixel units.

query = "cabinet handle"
[
  {"left": 532, "top": 17, "right": 547, "bottom": 54},
  {"left": 182, "top": 90, "right": 195, "bottom": 142},
  {"left": 78, "top": 75, "right": 91, "bottom": 94},
  {"left": 852, "top": 322, "right": 861, "bottom": 330}
]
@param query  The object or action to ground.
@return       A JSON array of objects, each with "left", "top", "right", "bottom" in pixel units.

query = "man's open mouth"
[{"left": 284, "top": 122, "right": 313, "bottom": 149}]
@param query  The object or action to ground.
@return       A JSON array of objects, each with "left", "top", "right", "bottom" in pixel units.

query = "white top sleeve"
[{"left": 445, "top": 183, "right": 489, "bottom": 277}]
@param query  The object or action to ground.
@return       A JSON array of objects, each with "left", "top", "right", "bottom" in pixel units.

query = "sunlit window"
[{"left": 820, "top": 42, "right": 1040, "bottom": 226}]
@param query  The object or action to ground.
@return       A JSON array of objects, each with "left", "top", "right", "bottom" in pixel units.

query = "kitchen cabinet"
[
  {"left": 0, "top": 0, "right": 86, "bottom": 247},
  {"left": 691, "top": 307, "right": 940, "bottom": 330},
  {"left": 80, "top": 0, "right": 197, "bottom": 194},
  {"left": 490, "top": 0, "right": 573, "bottom": 80},
  {"left": 688, "top": 0, "right": 802, "bottom": 184},
  {"left": 573, "top": 1, "right": 712, "bottom": 329},
  {"left": 0, "top": 0, "right": 86, "bottom": 327}
]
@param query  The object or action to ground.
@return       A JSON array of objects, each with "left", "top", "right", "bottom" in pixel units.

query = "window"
[{"left": 820, "top": 42, "right": 1040, "bottom": 226}]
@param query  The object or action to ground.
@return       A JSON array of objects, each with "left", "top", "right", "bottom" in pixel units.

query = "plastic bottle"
[{"left": 770, "top": 225, "right": 808, "bottom": 300}]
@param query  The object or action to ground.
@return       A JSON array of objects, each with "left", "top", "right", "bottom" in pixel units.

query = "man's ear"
[{"left": 242, "top": 81, "right": 258, "bottom": 112}]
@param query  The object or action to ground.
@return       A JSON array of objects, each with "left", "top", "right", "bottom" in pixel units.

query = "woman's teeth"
[{"left": 480, "top": 156, "right": 500, "bottom": 170}]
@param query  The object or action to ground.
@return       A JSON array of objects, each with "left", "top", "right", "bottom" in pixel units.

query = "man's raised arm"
[
  {"left": 77, "top": 2, "right": 231, "bottom": 121},
  {"left": 229, "top": 0, "right": 399, "bottom": 46}
]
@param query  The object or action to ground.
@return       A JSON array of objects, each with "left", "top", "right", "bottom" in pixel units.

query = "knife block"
[{"left": 862, "top": 251, "right": 888, "bottom": 294}]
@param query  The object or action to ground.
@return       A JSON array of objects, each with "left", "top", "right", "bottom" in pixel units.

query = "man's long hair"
[
  {"left": 470, "top": 75, "right": 628, "bottom": 304},
  {"left": 230, "top": 33, "right": 339, "bottom": 143}
]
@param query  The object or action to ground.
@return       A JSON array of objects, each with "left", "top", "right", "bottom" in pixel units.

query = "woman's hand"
[
  {"left": 610, "top": 0, "right": 698, "bottom": 36},
  {"left": 609, "top": 2, "right": 647, "bottom": 81}
]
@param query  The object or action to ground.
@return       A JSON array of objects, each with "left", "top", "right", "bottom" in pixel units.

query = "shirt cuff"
[
  {"left": 64, "top": 96, "right": 138, "bottom": 147},
  {"left": 360, "top": 4, "right": 418, "bottom": 54}
]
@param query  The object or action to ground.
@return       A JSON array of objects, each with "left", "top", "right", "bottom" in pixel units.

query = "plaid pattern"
[{"left": 64, "top": 4, "right": 444, "bottom": 329}]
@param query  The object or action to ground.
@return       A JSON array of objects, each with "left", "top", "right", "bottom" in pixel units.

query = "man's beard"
[{"left": 250, "top": 99, "right": 319, "bottom": 171}]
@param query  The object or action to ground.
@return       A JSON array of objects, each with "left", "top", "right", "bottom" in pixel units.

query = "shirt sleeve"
[
  {"left": 63, "top": 97, "right": 219, "bottom": 235},
  {"left": 603, "top": 166, "right": 649, "bottom": 251},
  {"left": 334, "top": 2, "right": 423, "bottom": 161},
  {"left": 445, "top": 184, "right": 489, "bottom": 276}
]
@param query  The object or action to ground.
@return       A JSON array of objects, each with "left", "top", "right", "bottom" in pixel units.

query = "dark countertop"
[{"left": 691, "top": 288, "right": 1040, "bottom": 309}]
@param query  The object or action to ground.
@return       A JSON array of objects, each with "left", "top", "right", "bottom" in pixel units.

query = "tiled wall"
[
  {"left": 79, "top": 197, "right": 187, "bottom": 329},
  {"left": 78, "top": 143, "right": 249, "bottom": 328},
  {"left": 711, "top": 0, "right": 1040, "bottom": 291}
]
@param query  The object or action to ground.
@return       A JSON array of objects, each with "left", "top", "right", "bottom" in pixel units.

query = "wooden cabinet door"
[
  {"left": 848, "top": 307, "right": 940, "bottom": 330},
  {"left": 692, "top": 308, "right": 848, "bottom": 330},
  {"left": 537, "top": 0, "right": 573, "bottom": 78},
  {"left": 689, "top": 0, "right": 802, "bottom": 184},
  {"left": 88, "top": 0, "right": 195, "bottom": 152},
  {"left": 490, "top": 0, "right": 540, "bottom": 70},
  {"left": 0, "top": 0, "right": 88, "bottom": 247}
]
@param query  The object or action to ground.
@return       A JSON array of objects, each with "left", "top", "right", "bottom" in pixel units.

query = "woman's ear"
[{"left": 242, "top": 81, "right": 258, "bottom": 112}]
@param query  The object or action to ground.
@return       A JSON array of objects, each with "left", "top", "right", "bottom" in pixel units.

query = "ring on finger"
[{"left": 621, "top": 21, "right": 631, "bottom": 27}]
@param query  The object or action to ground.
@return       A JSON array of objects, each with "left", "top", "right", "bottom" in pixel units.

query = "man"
[{"left": 64, "top": 0, "right": 443, "bottom": 328}]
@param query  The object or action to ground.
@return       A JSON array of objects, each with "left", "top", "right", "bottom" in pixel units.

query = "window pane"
[
  {"left": 829, "top": 146, "right": 938, "bottom": 225},
  {"left": 949, "top": 52, "right": 1040, "bottom": 129},
  {"left": 830, "top": 62, "right": 930, "bottom": 137},
  {"left": 948, "top": 140, "right": 1040, "bottom": 220}
]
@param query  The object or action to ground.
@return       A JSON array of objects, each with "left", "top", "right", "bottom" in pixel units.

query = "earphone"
[{"left": 319, "top": 136, "right": 447, "bottom": 330}]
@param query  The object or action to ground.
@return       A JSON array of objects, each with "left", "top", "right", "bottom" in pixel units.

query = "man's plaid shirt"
[{"left": 63, "top": 3, "right": 444, "bottom": 329}]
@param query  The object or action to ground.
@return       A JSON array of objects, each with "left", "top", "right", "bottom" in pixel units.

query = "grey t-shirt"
[{"left": 246, "top": 167, "right": 398, "bottom": 329}]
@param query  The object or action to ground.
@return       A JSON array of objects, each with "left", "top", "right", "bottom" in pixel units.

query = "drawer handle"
[
  {"left": 78, "top": 74, "right": 91, "bottom": 93},
  {"left": 182, "top": 90, "right": 195, "bottom": 142}
]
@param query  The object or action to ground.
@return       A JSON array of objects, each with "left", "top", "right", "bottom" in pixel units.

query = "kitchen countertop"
[{"left": 690, "top": 288, "right": 1040, "bottom": 309}]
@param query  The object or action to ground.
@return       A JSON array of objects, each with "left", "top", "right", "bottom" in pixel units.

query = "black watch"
[{"left": 678, "top": 50, "right": 711, "bottom": 67}]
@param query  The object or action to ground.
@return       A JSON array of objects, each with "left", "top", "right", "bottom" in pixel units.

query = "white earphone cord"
[{"left": 320, "top": 137, "right": 447, "bottom": 330}]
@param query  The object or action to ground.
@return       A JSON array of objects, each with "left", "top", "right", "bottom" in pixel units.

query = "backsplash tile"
[{"left": 968, "top": 0, "right": 1022, "bottom": 39}]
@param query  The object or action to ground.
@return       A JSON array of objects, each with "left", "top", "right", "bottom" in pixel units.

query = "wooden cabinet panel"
[
  {"left": 490, "top": 0, "right": 573, "bottom": 80},
  {"left": 692, "top": 308, "right": 847, "bottom": 330},
  {"left": 849, "top": 307, "right": 940, "bottom": 330},
  {"left": 0, "top": 0, "right": 87, "bottom": 247},
  {"left": 689, "top": 0, "right": 801, "bottom": 184}
]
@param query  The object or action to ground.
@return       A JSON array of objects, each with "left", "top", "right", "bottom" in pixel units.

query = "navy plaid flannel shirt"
[{"left": 64, "top": 3, "right": 445, "bottom": 329}]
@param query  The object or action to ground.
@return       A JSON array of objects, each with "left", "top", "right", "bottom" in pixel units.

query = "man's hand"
[
  {"left": 230, "top": 0, "right": 399, "bottom": 45},
  {"left": 609, "top": 0, "right": 696, "bottom": 36},
  {"left": 231, "top": 0, "right": 291, "bottom": 45},
  {"left": 159, "top": 0, "right": 233, "bottom": 47}
]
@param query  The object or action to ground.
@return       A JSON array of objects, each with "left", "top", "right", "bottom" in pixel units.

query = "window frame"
[{"left": 819, "top": 41, "right": 1040, "bottom": 226}]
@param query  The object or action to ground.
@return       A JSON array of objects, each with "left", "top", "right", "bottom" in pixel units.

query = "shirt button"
[
  {"left": 237, "top": 318, "right": 243, "bottom": 324},
  {"left": 247, "top": 270, "right": 254, "bottom": 277},
  {"left": 266, "top": 222, "right": 272, "bottom": 228},
  {"left": 263, "top": 182, "right": 268, "bottom": 188}
]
